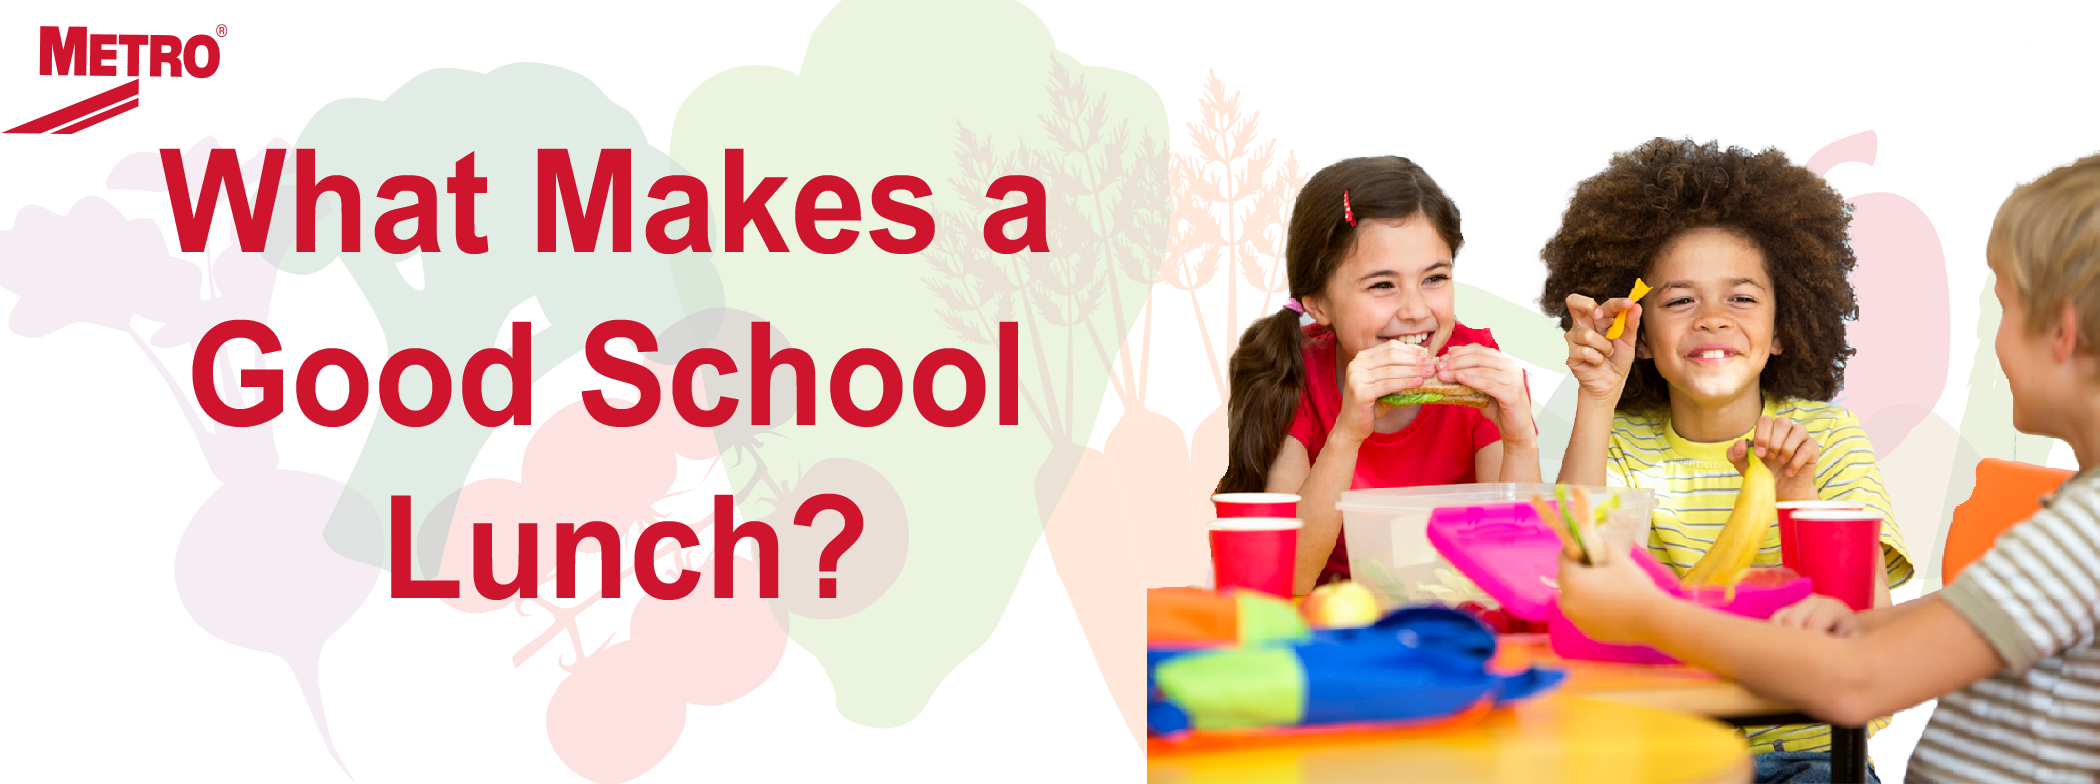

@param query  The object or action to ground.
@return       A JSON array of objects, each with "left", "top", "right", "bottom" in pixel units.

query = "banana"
[{"left": 1683, "top": 445, "right": 1776, "bottom": 587}]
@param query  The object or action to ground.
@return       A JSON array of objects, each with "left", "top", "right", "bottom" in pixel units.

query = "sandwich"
[
  {"left": 1534, "top": 486, "right": 1620, "bottom": 566},
  {"left": 1378, "top": 381, "right": 1489, "bottom": 408}
]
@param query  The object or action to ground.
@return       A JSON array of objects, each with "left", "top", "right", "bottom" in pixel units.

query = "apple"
[{"left": 1301, "top": 581, "right": 1382, "bottom": 629}]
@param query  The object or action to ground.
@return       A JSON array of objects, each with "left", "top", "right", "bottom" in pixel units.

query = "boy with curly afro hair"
[
  {"left": 1560, "top": 153, "right": 2100, "bottom": 784},
  {"left": 1540, "top": 138, "right": 1913, "bottom": 781}
]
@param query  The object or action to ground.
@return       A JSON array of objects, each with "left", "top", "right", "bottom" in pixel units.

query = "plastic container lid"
[{"left": 1425, "top": 500, "right": 1679, "bottom": 622}]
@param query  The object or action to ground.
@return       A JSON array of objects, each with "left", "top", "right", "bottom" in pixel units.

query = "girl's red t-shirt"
[{"left": 1287, "top": 322, "right": 1504, "bottom": 585}]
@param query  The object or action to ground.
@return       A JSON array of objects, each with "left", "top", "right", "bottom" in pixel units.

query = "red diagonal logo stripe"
[
  {"left": 6, "top": 80, "right": 140, "bottom": 134},
  {"left": 54, "top": 98, "right": 139, "bottom": 135}
]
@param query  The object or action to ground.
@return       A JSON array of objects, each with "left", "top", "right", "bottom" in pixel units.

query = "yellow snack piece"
[{"left": 1605, "top": 278, "right": 1652, "bottom": 340}]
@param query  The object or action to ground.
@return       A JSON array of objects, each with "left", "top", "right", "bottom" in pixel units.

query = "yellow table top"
[
  {"left": 1148, "top": 635, "right": 1768, "bottom": 784},
  {"left": 1148, "top": 693, "right": 1749, "bottom": 784},
  {"left": 1497, "top": 635, "right": 1797, "bottom": 719}
]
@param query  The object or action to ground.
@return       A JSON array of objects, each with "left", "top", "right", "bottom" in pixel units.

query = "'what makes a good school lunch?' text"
[{"left": 164, "top": 146, "right": 1043, "bottom": 602}]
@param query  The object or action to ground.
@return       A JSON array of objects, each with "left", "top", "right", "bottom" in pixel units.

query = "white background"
[{"left": 8, "top": 2, "right": 2100, "bottom": 782}]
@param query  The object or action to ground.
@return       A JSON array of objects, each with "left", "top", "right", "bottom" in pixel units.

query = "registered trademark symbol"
[{"left": 216, "top": 24, "right": 227, "bottom": 37}]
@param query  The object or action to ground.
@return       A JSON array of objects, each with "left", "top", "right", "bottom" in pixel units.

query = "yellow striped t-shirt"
[{"left": 1605, "top": 396, "right": 1914, "bottom": 755}]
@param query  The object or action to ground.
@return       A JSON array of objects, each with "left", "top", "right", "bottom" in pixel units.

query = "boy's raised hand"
[
  {"left": 1725, "top": 416, "right": 1821, "bottom": 502},
  {"left": 1562, "top": 293, "right": 1643, "bottom": 404},
  {"left": 1335, "top": 340, "right": 1435, "bottom": 443},
  {"left": 1437, "top": 345, "right": 1535, "bottom": 445}
]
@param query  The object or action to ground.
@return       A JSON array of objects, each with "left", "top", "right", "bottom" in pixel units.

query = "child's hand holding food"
[
  {"left": 1554, "top": 497, "right": 1664, "bottom": 644},
  {"left": 1725, "top": 416, "right": 1821, "bottom": 502},
  {"left": 1435, "top": 344, "right": 1535, "bottom": 445},
  {"left": 1335, "top": 339, "right": 1436, "bottom": 442},
  {"left": 1561, "top": 291, "right": 1644, "bottom": 404}
]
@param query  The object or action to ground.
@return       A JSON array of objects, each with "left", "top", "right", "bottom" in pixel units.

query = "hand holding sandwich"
[
  {"left": 1555, "top": 498, "right": 1666, "bottom": 644},
  {"left": 1433, "top": 344, "right": 1535, "bottom": 447},
  {"left": 1335, "top": 338, "right": 1535, "bottom": 453},
  {"left": 1333, "top": 338, "right": 1437, "bottom": 444}
]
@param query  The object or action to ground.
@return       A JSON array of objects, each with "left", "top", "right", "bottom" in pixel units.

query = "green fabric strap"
[
  {"left": 1154, "top": 648, "right": 1307, "bottom": 730},
  {"left": 1235, "top": 592, "right": 1312, "bottom": 645}
]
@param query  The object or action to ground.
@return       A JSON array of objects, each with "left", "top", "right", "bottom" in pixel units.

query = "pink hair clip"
[
  {"left": 1284, "top": 298, "right": 1305, "bottom": 314},
  {"left": 1343, "top": 190, "right": 1356, "bottom": 227}
]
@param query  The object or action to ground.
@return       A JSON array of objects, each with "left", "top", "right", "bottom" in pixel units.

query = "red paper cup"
[
  {"left": 1790, "top": 509, "right": 1881, "bottom": 611},
  {"left": 1776, "top": 501, "right": 1868, "bottom": 571},
  {"left": 1209, "top": 517, "right": 1301, "bottom": 598},
  {"left": 1211, "top": 493, "right": 1301, "bottom": 519}
]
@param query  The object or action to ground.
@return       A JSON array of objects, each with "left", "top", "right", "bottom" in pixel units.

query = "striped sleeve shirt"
[
  {"left": 1604, "top": 396, "right": 1914, "bottom": 755},
  {"left": 1909, "top": 471, "right": 2100, "bottom": 784}
]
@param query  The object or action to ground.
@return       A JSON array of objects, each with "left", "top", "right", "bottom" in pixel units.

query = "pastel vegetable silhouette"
[
  {"left": 544, "top": 641, "right": 686, "bottom": 784},
  {"left": 773, "top": 458, "right": 907, "bottom": 618},
  {"left": 3, "top": 174, "right": 377, "bottom": 777},
  {"left": 1039, "top": 70, "right": 1297, "bottom": 742},
  {"left": 672, "top": 0, "right": 1165, "bottom": 734},
  {"left": 259, "top": 63, "right": 705, "bottom": 579},
  {"left": 628, "top": 554, "right": 788, "bottom": 706},
  {"left": 175, "top": 471, "right": 379, "bottom": 775},
  {"left": 1805, "top": 130, "right": 1949, "bottom": 454}
]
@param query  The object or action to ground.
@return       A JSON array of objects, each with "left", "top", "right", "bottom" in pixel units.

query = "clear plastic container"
[
  {"left": 1334, "top": 484, "right": 1655, "bottom": 611},
  {"left": 1393, "top": 486, "right": 1811, "bottom": 664}
]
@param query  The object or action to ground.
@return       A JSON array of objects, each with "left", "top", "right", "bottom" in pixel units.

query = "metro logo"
[
  {"left": 9, "top": 25, "right": 222, "bottom": 134},
  {"left": 39, "top": 26, "right": 220, "bottom": 78}
]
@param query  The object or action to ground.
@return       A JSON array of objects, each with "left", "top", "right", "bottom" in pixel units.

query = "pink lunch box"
[{"left": 1426, "top": 501, "right": 1811, "bottom": 664}]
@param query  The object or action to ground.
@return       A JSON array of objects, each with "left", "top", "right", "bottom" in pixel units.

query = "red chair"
[{"left": 1943, "top": 458, "right": 2076, "bottom": 584}]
